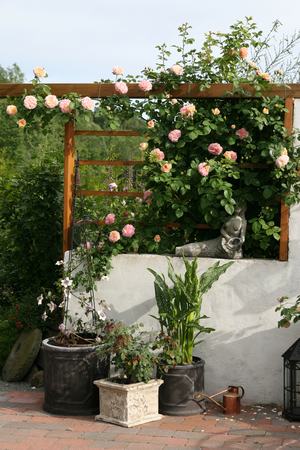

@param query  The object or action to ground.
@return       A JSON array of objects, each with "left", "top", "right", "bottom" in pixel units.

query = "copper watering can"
[{"left": 194, "top": 385, "right": 245, "bottom": 415}]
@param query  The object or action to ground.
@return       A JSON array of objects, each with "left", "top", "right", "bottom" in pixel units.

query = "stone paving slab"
[{"left": 0, "top": 386, "right": 299, "bottom": 449}]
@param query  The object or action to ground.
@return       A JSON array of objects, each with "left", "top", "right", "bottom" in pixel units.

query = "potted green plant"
[
  {"left": 148, "top": 257, "right": 233, "bottom": 415},
  {"left": 94, "top": 321, "right": 163, "bottom": 427}
]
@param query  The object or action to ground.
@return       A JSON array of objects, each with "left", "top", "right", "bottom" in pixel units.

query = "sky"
[{"left": 1, "top": 0, "right": 300, "bottom": 83}]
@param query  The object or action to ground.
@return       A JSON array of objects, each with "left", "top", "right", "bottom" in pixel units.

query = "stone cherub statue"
[{"left": 175, "top": 205, "right": 247, "bottom": 259}]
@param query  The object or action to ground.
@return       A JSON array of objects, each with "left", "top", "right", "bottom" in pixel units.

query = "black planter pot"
[
  {"left": 42, "top": 338, "right": 109, "bottom": 415},
  {"left": 159, "top": 356, "right": 205, "bottom": 416}
]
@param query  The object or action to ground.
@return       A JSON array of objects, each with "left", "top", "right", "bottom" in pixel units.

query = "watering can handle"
[{"left": 228, "top": 385, "right": 245, "bottom": 398}]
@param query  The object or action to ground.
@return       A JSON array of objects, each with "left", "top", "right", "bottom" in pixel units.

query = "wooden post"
[
  {"left": 279, "top": 97, "right": 294, "bottom": 261},
  {"left": 63, "top": 120, "right": 75, "bottom": 254}
]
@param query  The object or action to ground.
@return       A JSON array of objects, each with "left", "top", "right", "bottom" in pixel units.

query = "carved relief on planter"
[{"left": 94, "top": 378, "right": 163, "bottom": 427}]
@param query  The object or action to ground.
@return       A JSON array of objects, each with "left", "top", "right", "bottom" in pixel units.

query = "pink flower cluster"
[
  {"left": 198, "top": 162, "right": 210, "bottom": 176},
  {"left": 105, "top": 213, "right": 115, "bottom": 225},
  {"left": 275, "top": 154, "right": 289, "bottom": 168},
  {"left": 168, "top": 129, "right": 181, "bottom": 143},
  {"left": 24, "top": 95, "right": 37, "bottom": 110},
  {"left": 81, "top": 97, "right": 94, "bottom": 111},
  {"left": 115, "top": 81, "right": 128, "bottom": 95},
  {"left": 161, "top": 162, "right": 172, "bottom": 173},
  {"left": 108, "top": 230, "right": 120, "bottom": 243},
  {"left": 112, "top": 66, "right": 124, "bottom": 76},
  {"left": 59, "top": 99, "right": 72, "bottom": 113},
  {"left": 6, "top": 105, "right": 18, "bottom": 115},
  {"left": 208, "top": 143, "right": 223, "bottom": 156},
  {"left": 150, "top": 148, "right": 165, "bottom": 162},
  {"left": 180, "top": 103, "right": 196, "bottom": 118},
  {"left": 235, "top": 128, "right": 249, "bottom": 139},
  {"left": 138, "top": 80, "right": 152, "bottom": 92},
  {"left": 122, "top": 224, "right": 135, "bottom": 238},
  {"left": 170, "top": 64, "right": 183, "bottom": 76},
  {"left": 224, "top": 151, "right": 237, "bottom": 161}
]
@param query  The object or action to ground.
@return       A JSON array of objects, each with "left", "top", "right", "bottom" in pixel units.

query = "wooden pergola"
[{"left": 1, "top": 82, "right": 298, "bottom": 260}]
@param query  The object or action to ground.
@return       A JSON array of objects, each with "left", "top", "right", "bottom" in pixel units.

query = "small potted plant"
[
  {"left": 148, "top": 257, "right": 233, "bottom": 415},
  {"left": 94, "top": 321, "right": 163, "bottom": 427}
]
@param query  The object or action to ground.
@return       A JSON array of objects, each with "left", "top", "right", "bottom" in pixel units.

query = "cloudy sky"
[{"left": 1, "top": 0, "right": 299, "bottom": 82}]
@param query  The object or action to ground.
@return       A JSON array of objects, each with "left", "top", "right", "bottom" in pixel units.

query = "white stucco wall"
[{"left": 70, "top": 100, "right": 300, "bottom": 404}]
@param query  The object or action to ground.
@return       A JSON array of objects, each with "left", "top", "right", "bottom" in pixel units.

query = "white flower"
[
  {"left": 58, "top": 301, "right": 65, "bottom": 308},
  {"left": 42, "top": 311, "right": 48, "bottom": 321},
  {"left": 37, "top": 294, "right": 43, "bottom": 306},
  {"left": 47, "top": 301, "right": 57, "bottom": 313},
  {"left": 55, "top": 260, "right": 64, "bottom": 266},
  {"left": 95, "top": 336, "right": 102, "bottom": 344},
  {"left": 97, "top": 309, "right": 107, "bottom": 321},
  {"left": 61, "top": 277, "right": 73, "bottom": 288},
  {"left": 102, "top": 275, "right": 110, "bottom": 281}
]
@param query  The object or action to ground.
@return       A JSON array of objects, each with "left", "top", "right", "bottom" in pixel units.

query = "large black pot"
[
  {"left": 159, "top": 357, "right": 205, "bottom": 416},
  {"left": 42, "top": 338, "right": 109, "bottom": 415}
]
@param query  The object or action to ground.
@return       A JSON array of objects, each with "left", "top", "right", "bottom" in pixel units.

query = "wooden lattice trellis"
[{"left": 0, "top": 82, "right": 297, "bottom": 260}]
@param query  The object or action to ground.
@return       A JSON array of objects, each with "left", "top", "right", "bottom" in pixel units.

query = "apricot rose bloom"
[
  {"left": 115, "top": 81, "right": 128, "bottom": 95},
  {"left": 154, "top": 234, "right": 161, "bottom": 243},
  {"left": 139, "top": 142, "right": 149, "bottom": 151},
  {"left": 239, "top": 47, "right": 248, "bottom": 59},
  {"left": 170, "top": 64, "right": 184, "bottom": 76},
  {"left": 33, "top": 66, "right": 47, "bottom": 78},
  {"left": 161, "top": 162, "right": 172, "bottom": 173},
  {"left": 122, "top": 224, "right": 135, "bottom": 238},
  {"left": 147, "top": 120, "right": 155, "bottom": 128},
  {"left": 112, "top": 66, "right": 124, "bottom": 76},
  {"left": 168, "top": 129, "right": 181, "bottom": 142},
  {"left": 17, "top": 119, "right": 26, "bottom": 128},
  {"left": 150, "top": 148, "right": 165, "bottom": 162},
  {"left": 211, "top": 108, "right": 220, "bottom": 116},
  {"left": 262, "top": 107, "right": 269, "bottom": 115},
  {"left": 138, "top": 80, "right": 152, "bottom": 92},
  {"left": 198, "top": 162, "right": 210, "bottom": 176},
  {"left": 108, "top": 230, "right": 121, "bottom": 243},
  {"left": 6, "top": 105, "right": 17, "bottom": 116},
  {"left": 208, "top": 142, "right": 223, "bottom": 156},
  {"left": 275, "top": 154, "right": 289, "bottom": 168},
  {"left": 24, "top": 95, "right": 37, "bottom": 110},
  {"left": 224, "top": 151, "right": 237, "bottom": 161},
  {"left": 44, "top": 95, "right": 59, "bottom": 109},
  {"left": 180, "top": 103, "right": 196, "bottom": 118}
]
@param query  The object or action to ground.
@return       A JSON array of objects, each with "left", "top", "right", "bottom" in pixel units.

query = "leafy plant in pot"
[
  {"left": 94, "top": 321, "right": 163, "bottom": 427},
  {"left": 40, "top": 247, "right": 111, "bottom": 416},
  {"left": 149, "top": 257, "right": 233, "bottom": 416}
]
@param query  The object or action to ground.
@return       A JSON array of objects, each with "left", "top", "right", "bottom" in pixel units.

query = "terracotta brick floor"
[{"left": 0, "top": 387, "right": 299, "bottom": 449}]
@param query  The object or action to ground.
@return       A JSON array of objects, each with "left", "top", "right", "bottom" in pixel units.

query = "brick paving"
[{"left": 0, "top": 387, "right": 299, "bottom": 449}]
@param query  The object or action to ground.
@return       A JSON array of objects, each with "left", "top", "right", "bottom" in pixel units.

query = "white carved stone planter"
[{"left": 94, "top": 378, "right": 164, "bottom": 427}]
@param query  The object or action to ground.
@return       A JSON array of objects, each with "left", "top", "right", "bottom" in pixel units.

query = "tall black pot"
[
  {"left": 159, "top": 356, "right": 205, "bottom": 416},
  {"left": 42, "top": 338, "right": 109, "bottom": 415}
]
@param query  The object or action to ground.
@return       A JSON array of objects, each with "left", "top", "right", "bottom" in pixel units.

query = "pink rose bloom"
[
  {"left": 257, "top": 71, "right": 271, "bottom": 82},
  {"left": 208, "top": 143, "right": 223, "bottom": 156},
  {"left": 112, "top": 66, "right": 124, "bottom": 76},
  {"left": 33, "top": 66, "right": 47, "bottom": 78},
  {"left": 109, "top": 230, "right": 121, "bottom": 243},
  {"left": 275, "top": 154, "right": 289, "bottom": 168},
  {"left": 122, "top": 224, "right": 135, "bottom": 238},
  {"left": 147, "top": 120, "right": 155, "bottom": 128},
  {"left": 59, "top": 99, "right": 72, "bottom": 113},
  {"left": 44, "top": 95, "right": 58, "bottom": 109},
  {"left": 198, "top": 162, "right": 210, "bottom": 176},
  {"left": 235, "top": 128, "right": 249, "bottom": 139},
  {"left": 170, "top": 64, "right": 184, "bottom": 76},
  {"left": 138, "top": 80, "right": 152, "bottom": 92},
  {"left": 161, "top": 162, "right": 172, "bottom": 173},
  {"left": 150, "top": 148, "right": 165, "bottom": 162},
  {"left": 154, "top": 234, "right": 161, "bottom": 243},
  {"left": 115, "top": 81, "right": 128, "bottom": 95},
  {"left": 81, "top": 96, "right": 94, "bottom": 111},
  {"left": 143, "top": 190, "right": 152, "bottom": 201},
  {"left": 180, "top": 103, "right": 196, "bottom": 118},
  {"left": 24, "top": 95, "right": 37, "bottom": 110},
  {"left": 239, "top": 47, "right": 248, "bottom": 59},
  {"left": 105, "top": 213, "right": 116, "bottom": 225},
  {"left": 168, "top": 129, "right": 181, "bottom": 142},
  {"left": 6, "top": 105, "right": 17, "bottom": 115},
  {"left": 224, "top": 151, "right": 237, "bottom": 161}
]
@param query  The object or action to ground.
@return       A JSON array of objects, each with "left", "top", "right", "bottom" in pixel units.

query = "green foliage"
[
  {"left": 276, "top": 296, "right": 300, "bottom": 328},
  {"left": 0, "top": 320, "right": 19, "bottom": 370},
  {"left": 0, "top": 63, "right": 24, "bottom": 83},
  {"left": 149, "top": 258, "right": 233, "bottom": 365},
  {"left": 97, "top": 321, "right": 155, "bottom": 383}
]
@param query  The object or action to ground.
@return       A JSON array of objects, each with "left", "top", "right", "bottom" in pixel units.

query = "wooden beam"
[
  {"left": 279, "top": 97, "right": 294, "bottom": 261},
  {"left": 1, "top": 82, "right": 300, "bottom": 99},
  {"left": 63, "top": 120, "right": 75, "bottom": 253}
]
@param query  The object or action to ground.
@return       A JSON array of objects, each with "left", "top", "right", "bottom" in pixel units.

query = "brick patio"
[{"left": 0, "top": 387, "right": 299, "bottom": 449}]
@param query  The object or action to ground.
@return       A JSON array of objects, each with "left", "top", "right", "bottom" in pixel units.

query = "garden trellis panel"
[{"left": 0, "top": 82, "right": 296, "bottom": 259}]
